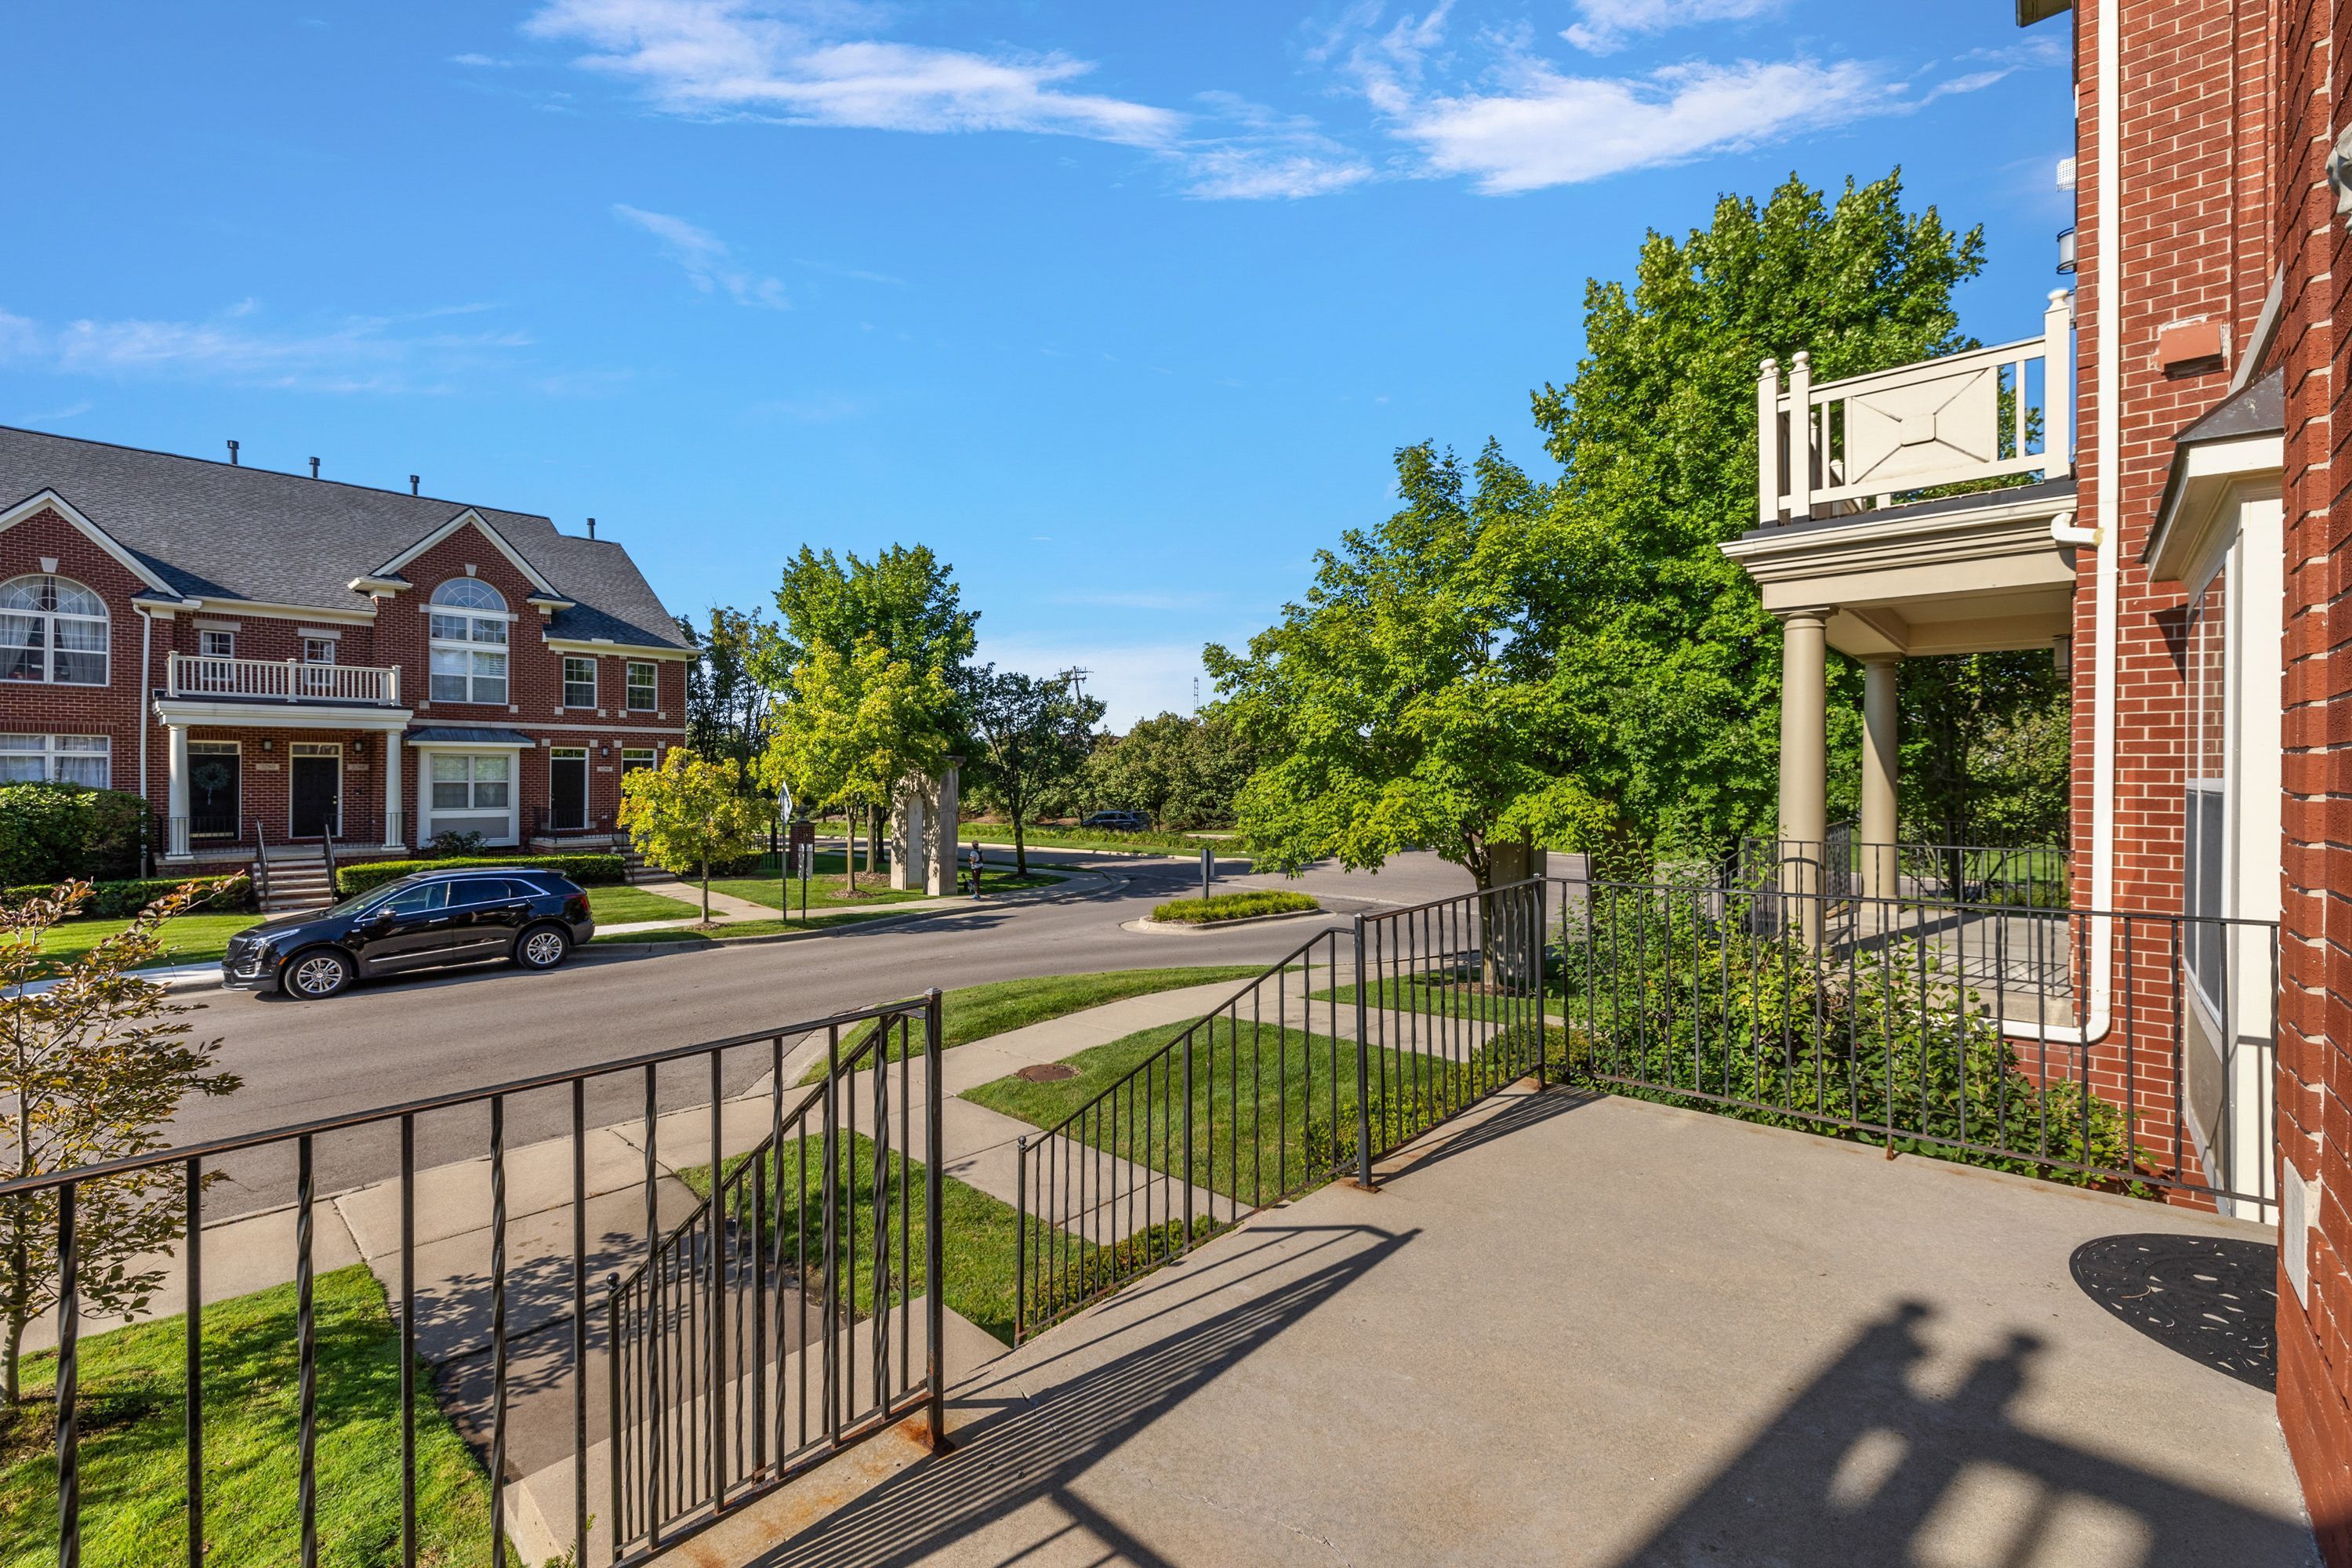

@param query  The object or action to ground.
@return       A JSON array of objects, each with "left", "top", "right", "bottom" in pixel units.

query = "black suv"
[
  {"left": 223, "top": 867, "right": 597, "bottom": 999},
  {"left": 1080, "top": 811, "right": 1150, "bottom": 832}
]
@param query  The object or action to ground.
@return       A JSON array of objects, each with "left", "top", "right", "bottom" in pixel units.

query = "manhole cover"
[
  {"left": 1016, "top": 1063, "right": 1080, "bottom": 1083},
  {"left": 2069, "top": 1232, "right": 2277, "bottom": 1391}
]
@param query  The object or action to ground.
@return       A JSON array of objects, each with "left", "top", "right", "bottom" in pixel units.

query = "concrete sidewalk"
[{"left": 743, "top": 1091, "right": 2315, "bottom": 1567}]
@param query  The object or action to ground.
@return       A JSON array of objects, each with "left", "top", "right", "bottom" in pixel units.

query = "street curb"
[{"left": 1122, "top": 906, "right": 1330, "bottom": 935}]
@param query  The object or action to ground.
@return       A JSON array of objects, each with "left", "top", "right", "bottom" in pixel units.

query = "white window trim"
[
  {"left": 0, "top": 732, "right": 111, "bottom": 787},
  {"left": 199, "top": 629, "right": 237, "bottom": 659},
  {"left": 415, "top": 744, "right": 521, "bottom": 847},
  {"left": 0, "top": 574, "right": 110, "bottom": 688},
  {"left": 625, "top": 660, "right": 658, "bottom": 712},
  {"left": 563, "top": 656, "right": 599, "bottom": 710},
  {"left": 427, "top": 579, "right": 511, "bottom": 706}
]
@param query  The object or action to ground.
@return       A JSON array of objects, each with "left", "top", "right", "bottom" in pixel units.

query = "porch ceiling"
[{"left": 1722, "top": 478, "right": 2078, "bottom": 659}]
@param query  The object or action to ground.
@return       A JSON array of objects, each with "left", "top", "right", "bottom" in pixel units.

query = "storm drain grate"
[{"left": 1016, "top": 1063, "right": 1080, "bottom": 1083}]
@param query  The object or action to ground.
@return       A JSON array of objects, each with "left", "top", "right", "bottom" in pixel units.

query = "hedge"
[
  {"left": 2, "top": 873, "right": 256, "bottom": 919},
  {"left": 0, "top": 783, "right": 148, "bottom": 885},
  {"left": 1148, "top": 890, "right": 1321, "bottom": 925},
  {"left": 336, "top": 854, "right": 629, "bottom": 896}
]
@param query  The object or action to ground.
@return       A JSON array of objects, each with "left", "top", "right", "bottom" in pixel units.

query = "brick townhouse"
[{"left": 0, "top": 426, "right": 692, "bottom": 871}]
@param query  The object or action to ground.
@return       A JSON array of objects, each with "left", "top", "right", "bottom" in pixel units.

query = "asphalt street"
[{"left": 176, "top": 848, "right": 1482, "bottom": 1219}]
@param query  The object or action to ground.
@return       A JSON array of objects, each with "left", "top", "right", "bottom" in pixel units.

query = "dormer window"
[
  {"left": 0, "top": 575, "right": 107, "bottom": 685},
  {"left": 429, "top": 579, "right": 509, "bottom": 704}
]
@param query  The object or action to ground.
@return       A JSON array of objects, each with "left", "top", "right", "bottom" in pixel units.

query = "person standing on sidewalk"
[{"left": 967, "top": 840, "right": 985, "bottom": 897}]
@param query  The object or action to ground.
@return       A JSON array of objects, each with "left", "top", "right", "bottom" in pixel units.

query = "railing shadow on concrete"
[
  {"left": 735, "top": 1221, "right": 1416, "bottom": 1568},
  {"left": 1603, "top": 1298, "right": 2310, "bottom": 1567}
]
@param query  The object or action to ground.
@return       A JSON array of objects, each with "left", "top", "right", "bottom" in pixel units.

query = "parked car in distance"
[
  {"left": 223, "top": 866, "right": 597, "bottom": 999},
  {"left": 1080, "top": 811, "right": 1152, "bottom": 832}
]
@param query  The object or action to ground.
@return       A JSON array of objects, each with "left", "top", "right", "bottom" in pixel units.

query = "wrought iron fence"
[
  {"left": 2, "top": 992, "right": 946, "bottom": 1568},
  {"left": 1011, "top": 880, "right": 1551, "bottom": 1341},
  {"left": 604, "top": 1002, "right": 946, "bottom": 1559},
  {"left": 1556, "top": 873, "right": 2278, "bottom": 1213}
]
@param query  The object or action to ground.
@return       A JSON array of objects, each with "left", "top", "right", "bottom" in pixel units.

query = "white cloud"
[
  {"left": 528, "top": 0, "right": 1178, "bottom": 144},
  {"left": 0, "top": 303, "right": 531, "bottom": 393},
  {"left": 613, "top": 205, "right": 789, "bottom": 308},
  {"left": 1395, "top": 56, "right": 1900, "bottom": 194},
  {"left": 1563, "top": 0, "right": 1781, "bottom": 55}
]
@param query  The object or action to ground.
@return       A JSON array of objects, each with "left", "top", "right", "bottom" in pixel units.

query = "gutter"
[{"left": 2079, "top": 0, "right": 2119, "bottom": 1047}]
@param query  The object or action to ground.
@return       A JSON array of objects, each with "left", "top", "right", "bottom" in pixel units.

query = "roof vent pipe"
[
  {"left": 410, "top": 474, "right": 420, "bottom": 495},
  {"left": 586, "top": 517, "right": 597, "bottom": 540},
  {"left": 226, "top": 440, "right": 239, "bottom": 466},
  {"left": 308, "top": 457, "right": 321, "bottom": 480}
]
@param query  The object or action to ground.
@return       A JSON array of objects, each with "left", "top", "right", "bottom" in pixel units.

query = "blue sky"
[{"left": 4, "top": 2, "right": 2072, "bottom": 724}]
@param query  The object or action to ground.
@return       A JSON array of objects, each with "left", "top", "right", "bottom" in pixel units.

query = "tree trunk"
[
  {"left": 867, "top": 806, "right": 880, "bottom": 874},
  {"left": 3, "top": 1311, "right": 23, "bottom": 1410},
  {"left": 846, "top": 811, "right": 858, "bottom": 893},
  {"left": 700, "top": 860, "right": 711, "bottom": 924}
]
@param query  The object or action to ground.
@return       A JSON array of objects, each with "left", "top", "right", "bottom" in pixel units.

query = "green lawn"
[
  {"left": 1313, "top": 971, "right": 1566, "bottom": 1024},
  {"left": 967, "top": 822, "right": 1249, "bottom": 859},
  {"left": 0, "top": 1266, "right": 503, "bottom": 1568},
  {"left": 808, "top": 965, "right": 1269, "bottom": 1084},
  {"left": 681, "top": 1134, "right": 1036, "bottom": 1346},
  {"left": 34, "top": 913, "right": 263, "bottom": 974},
  {"left": 583, "top": 884, "right": 700, "bottom": 924},
  {"left": 966, "top": 1014, "right": 1566, "bottom": 1207}
]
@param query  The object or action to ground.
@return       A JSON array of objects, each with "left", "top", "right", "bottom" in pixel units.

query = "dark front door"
[
  {"left": 189, "top": 745, "right": 240, "bottom": 838},
  {"left": 292, "top": 753, "right": 340, "bottom": 839},
  {"left": 550, "top": 750, "right": 588, "bottom": 832}
]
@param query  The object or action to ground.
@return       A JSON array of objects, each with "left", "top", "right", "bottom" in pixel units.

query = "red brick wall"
[
  {"left": 0, "top": 506, "right": 158, "bottom": 793},
  {"left": 0, "top": 504, "right": 688, "bottom": 857},
  {"left": 2069, "top": 0, "right": 2276, "bottom": 1192},
  {"left": 2273, "top": 0, "right": 2352, "bottom": 1554}
]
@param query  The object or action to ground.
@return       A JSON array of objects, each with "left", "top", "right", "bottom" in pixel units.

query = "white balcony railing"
[
  {"left": 165, "top": 652, "right": 401, "bottom": 706},
  {"left": 1759, "top": 289, "right": 2074, "bottom": 524}
]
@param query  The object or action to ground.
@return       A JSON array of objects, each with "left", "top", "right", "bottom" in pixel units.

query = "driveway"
[{"left": 172, "top": 849, "right": 1485, "bottom": 1220}]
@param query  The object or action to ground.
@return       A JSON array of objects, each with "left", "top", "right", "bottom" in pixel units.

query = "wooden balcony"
[{"left": 164, "top": 652, "right": 401, "bottom": 706}]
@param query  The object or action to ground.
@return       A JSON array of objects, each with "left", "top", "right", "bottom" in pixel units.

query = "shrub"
[
  {"left": 1149, "top": 889, "right": 1320, "bottom": 925},
  {"left": 1, "top": 873, "right": 255, "bottom": 919},
  {"left": 427, "top": 829, "right": 488, "bottom": 856},
  {"left": 0, "top": 783, "right": 148, "bottom": 885},
  {"left": 337, "top": 854, "right": 627, "bottom": 895}
]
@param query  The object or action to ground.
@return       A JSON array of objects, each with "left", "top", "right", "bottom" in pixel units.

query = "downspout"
[
  {"left": 136, "top": 607, "right": 153, "bottom": 870},
  {"left": 2083, "top": 0, "right": 2120, "bottom": 1044}
]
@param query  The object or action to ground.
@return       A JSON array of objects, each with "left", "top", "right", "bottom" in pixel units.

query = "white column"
[
  {"left": 1859, "top": 656, "right": 1900, "bottom": 902},
  {"left": 1777, "top": 608, "right": 1831, "bottom": 942},
  {"left": 926, "top": 760, "right": 961, "bottom": 897},
  {"left": 165, "top": 724, "right": 191, "bottom": 858},
  {"left": 382, "top": 730, "right": 403, "bottom": 848},
  {"left": 892, "top": 788, "right": 924, "bottom": 892}
]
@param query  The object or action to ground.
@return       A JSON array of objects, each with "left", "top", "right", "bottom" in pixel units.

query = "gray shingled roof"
[{"left": 0, "top": 426, "right": 686, "bottom": 650}]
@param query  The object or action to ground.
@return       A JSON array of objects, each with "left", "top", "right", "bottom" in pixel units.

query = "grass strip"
[
  {"left": 590, "top": 908, "right": 914, "bottom": 945},
  {"left": 34, "top": 913, "right": 263, "bottom": 975},
  {"left": 1149, "top": 890, "right": 1319, "bottom": 925},
  {"left": 0, "top": 1266, "right": 503, "bottom": 1568},
  {"left": 807, "top": 966, "right": 1268, "bottom": 1084},
  {"left": 680, "top": 1134, "right": 1042, "bottom": 1347},
  {"left": 1314, "top": 973, "right": 1567, "bottom": 1023},
  {"left": 581, "top": 885, "right": 700, "bottom": 924}
]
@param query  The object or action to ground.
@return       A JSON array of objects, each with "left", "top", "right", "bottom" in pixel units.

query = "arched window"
[
  {"left": 0, "top": 575, "right": 108, "bottom": 685},
  {"left": 428, "top": 578, "right": 509, "bottom": 704}
]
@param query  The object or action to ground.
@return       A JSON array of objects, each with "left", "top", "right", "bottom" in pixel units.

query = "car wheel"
[
  {"left": 516, "top": 924, "right": 571, "bottom": 971},
  {"left": 285, "top": 947, "right": 354, "bottom": 999}
]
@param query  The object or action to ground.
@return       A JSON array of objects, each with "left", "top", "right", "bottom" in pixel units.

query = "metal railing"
[
  {"left": 250, "top": 818, "right": 270, "bottom": 905},
  {"left": 3, "top": 990, "right": 946, "bottom": 1567},
  {"left": 1758, "top": 291, "right": 2073, "bottom": 524},
  {"left": 604, "top": 998, "right": 946, "bottom": 1559},
  {"left": 165, "top": 652, "right": 401, "bottom": 706},
  {"left": 1011, "top": 880, "right": 1550, "bottom": 1341},
  {"left": 1559, "top": 873, "right": 2278, "bottom": 1213}
]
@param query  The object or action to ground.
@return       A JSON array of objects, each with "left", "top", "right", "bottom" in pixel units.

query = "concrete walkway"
[{"left": 735, "top": 1091, "right": 2318, "bottom": 1568}]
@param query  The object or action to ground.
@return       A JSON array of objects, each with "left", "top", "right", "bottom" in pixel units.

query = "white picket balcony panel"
[
  {"left": 1759, "top": 290, "right": 2074, "bottom": 524},
  {"left": 166, "top": 652, "right": 401, "bottom": 706}
]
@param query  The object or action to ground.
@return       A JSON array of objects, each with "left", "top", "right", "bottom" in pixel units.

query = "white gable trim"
[
  {"left": 0, "top": 489, "right": 183, "bottom": 597},
  {"left": 372, "top": 509, "right": 562, "bottom": 598}
]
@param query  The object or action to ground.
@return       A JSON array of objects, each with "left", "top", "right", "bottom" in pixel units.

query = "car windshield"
[{"left": 320, "top": 884, "right": 412, "bottom": 919}]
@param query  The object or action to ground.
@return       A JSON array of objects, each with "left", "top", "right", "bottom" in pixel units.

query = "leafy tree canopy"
[
  {"left": 1530, "top": 169, "right": 1987, "bottom": 852},
  {"left": 760, "top": 641, "right": 955, "bottom": 888},
  {"left": 1076, "top": 706, "right": 1261, "bottom": 831},
  {"left": 967, "top": 667, "right": 1106, "bottom": 874},
  {"left": 773, "top": 544, "right": 978, "bottom": 688},
  {"left": 680, "top": 606, "right": 786, "bottom": 795},
  {"left": 617, "top": 747, "right": 770, "bottom": 921}
]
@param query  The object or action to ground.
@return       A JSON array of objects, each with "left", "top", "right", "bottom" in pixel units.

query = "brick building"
[{"left": 0, "top": 427, "right": 691, "bottom": 871}]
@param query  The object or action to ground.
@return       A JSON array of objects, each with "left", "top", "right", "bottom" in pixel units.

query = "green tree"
[
  {"left": 1077, "top": 706, "right": 1261, "bottom": 830},
  {"left": 1, "top": 880, "right": 242, "bottom": 1407},
  {"left": 1900, "top": 653, "right": 2071, "bottom": 848},
  {"left": 760, "top": 641, "right": 953, "bottom": 892},
  {"left": 773, "top": 545, "right": 978, "bottom": 870},
  {"left": 681, "top": 607, "right": 786, "bottom": 795},
  {"left": 1206, "top": 441, "right": 1602, "bottom": 888},
  {"left": 618, "top": 748, "right": 769, "bottom": 923},
  {"left": 1531, "top": 169, "right": 1987, "bottom": 855},
  {"left": 969, "top": 668, "right": 1106, "bottom": 876}
]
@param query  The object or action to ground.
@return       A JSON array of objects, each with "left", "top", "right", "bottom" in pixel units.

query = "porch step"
[{"left": 257, "top": 854, "right": 336, "bottom": 915}]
